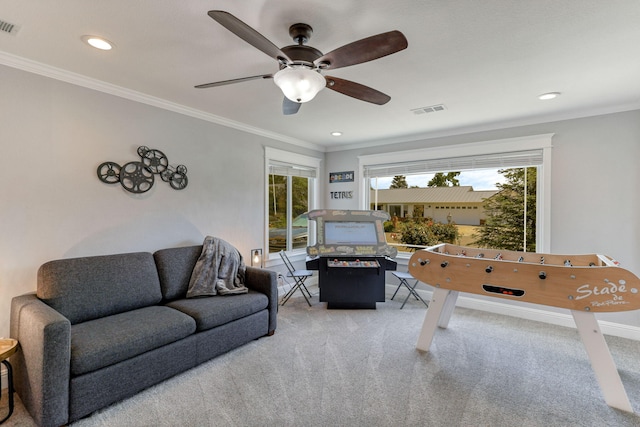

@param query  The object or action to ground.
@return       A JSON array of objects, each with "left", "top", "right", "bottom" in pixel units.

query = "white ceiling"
[{"left": 1, "top": 1, "right": 639, "bottom": 151}]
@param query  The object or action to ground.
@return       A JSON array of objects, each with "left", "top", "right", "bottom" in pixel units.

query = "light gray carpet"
[{"left": 3, "top": 284, "right": 640, "bottom": 426}]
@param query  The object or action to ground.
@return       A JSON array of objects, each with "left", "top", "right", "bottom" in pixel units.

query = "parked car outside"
[{"left": 269, "top": 214, "right": 308, "bottom": 250}]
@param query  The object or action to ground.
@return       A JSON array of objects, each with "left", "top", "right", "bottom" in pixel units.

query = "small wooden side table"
[{"left": 0, "top": 338, "right": 18, "bottom": 424}]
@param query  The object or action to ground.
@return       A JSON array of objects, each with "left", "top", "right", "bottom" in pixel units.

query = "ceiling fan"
[{"left": 195, "top": 10, "right": 408, "bottom": 115}]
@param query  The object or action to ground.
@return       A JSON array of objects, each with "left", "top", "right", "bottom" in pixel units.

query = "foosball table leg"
[
  {"left": 438, "top": 290, "right": 459, "bottom": 329},
  {"left": 416, "top": 288, "right": 459, "bottom": 351},
  {"left": 571, "top": 310, "right": 633, "bottom": 413}
]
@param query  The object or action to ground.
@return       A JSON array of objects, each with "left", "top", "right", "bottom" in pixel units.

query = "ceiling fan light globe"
[{"left": 274, "top": 67, "right": 325, "bottom": 103}]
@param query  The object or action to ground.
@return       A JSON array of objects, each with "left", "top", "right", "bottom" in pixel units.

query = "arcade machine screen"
[{"left": 324, "top": 221, "right": 379, "bottom": 245}]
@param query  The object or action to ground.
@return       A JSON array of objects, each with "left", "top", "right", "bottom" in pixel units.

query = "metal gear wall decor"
[
  {"left": 97, "top": 162, "right": 121, "bottom": 184},
  {"left": 120, "top": 161, "right": 155, "bottom": 194},
  {"left": 97, "top": 146, "right": 189, "bottom": 193}
]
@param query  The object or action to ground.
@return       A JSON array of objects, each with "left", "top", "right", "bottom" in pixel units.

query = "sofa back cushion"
[
  {"left": 154, "top": 245, "right": 202, "bottom": 301},
  {"left": 37, "top": 252, "right": 162, "bottom": 324}
]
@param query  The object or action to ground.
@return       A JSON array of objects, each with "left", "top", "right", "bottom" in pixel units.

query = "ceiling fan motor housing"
[
  {"left": 280, "top": 23, "right": 323, "bottom": 69},
  {"left": 280, "top": 45, "right": 323, "bottom": 68}
]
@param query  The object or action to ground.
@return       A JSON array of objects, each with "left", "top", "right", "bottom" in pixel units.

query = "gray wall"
[
  {"left": 0, "top": 64, "right": 322, "bottom": 337},
  {"left": 2, "top": 60, "right": 640, "bottom": 336},
  {"left": 324, "top": 109, "right": 640, "bottom": 327}
]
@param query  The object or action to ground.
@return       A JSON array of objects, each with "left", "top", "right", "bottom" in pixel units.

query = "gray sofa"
[{"left": 10, "top": 244, "right": 278, "bottom": 427}]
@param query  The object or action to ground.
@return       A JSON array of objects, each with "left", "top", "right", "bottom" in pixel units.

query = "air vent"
[
  {"left": 411, "top": 104, "right": 447, "bottom": 115},
  {"left": 0, "top": 19, "right": 19, "bottom": 35}
]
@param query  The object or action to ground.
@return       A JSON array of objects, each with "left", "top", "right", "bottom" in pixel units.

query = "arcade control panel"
[{"left": 327, "top": 258, "right": 381, "bottom": 268}]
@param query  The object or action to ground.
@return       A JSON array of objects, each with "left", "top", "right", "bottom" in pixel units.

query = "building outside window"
[{"left": 370, "top": 186, "right": 498, "bottom": 225}]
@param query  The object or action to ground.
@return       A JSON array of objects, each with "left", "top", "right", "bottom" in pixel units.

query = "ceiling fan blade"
[
  {"left": 195, "top": 74, "right": 272, "bottom": 89},
  {"left": 314, "top": 30, "right": 407, "bottom": 70},
  {"left": 283, "top": 97, "right": 302, "bottom": 115},
  {"left": 325, "top": 76, "right": 391, "bottom": 105},
  {"left": 208, "top": 10, "right": 291, "bottom": 63}
]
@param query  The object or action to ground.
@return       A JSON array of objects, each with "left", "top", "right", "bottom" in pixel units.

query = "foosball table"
[{"left": 409, "top": 243, "right": 640, "bottom": 412}]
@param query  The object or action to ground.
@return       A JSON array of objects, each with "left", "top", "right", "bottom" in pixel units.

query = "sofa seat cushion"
[
  {"left": 166, "top": 290, "right": 268, "bottom": 332},
  {"left": 70, "top": 306, "right": 196, "bottom": 376}
]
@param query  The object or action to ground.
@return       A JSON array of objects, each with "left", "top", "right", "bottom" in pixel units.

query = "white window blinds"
[
  {"left": 363, "top": 149, "right": 543, "bottom": 178},
  {"left": 269, "top": 161, "right": 317, "bottom": 178}
]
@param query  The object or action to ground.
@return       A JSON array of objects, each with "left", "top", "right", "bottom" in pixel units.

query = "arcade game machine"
[{"left": 306, "top": 209, "right": 397, "bottom": 308}]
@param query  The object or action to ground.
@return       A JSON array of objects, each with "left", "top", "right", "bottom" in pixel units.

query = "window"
[
  {"left": 358, "top": 134, "right": 553, "bottom": 252},
  {"left": 388, "top": 204, "right": 403, "bottom": 218},
  {"left": 265, "top": 148, "right": 321, "bottom": 255}
]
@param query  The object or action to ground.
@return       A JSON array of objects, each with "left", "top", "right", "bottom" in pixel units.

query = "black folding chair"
[
  {"left": 391, "top": 271, "right": 429, "bottom": 309},
  {"left": 279, "top": 251, "right": 314, "bottom": 306}
]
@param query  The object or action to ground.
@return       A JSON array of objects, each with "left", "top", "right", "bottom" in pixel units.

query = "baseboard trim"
[{"left": 276, "top": 278, "right": 640, "bottom": 341}]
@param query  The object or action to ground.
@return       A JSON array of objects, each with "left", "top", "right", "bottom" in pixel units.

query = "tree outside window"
[
  {"left": 474, "top": 167, "right": 536, "bottom": 252},
  {"left": 390, "top": 175, "right": 408, "bottom": 188},
  {"left": 268, "top": 174, "right": 309, "bottom": 253}
]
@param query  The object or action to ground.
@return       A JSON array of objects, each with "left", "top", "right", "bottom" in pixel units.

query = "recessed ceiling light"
[
  {"left": 330, "top": 131, "right": 343, "bottom": 137},
  {"left": 82, "top": 35, "right": 114, "bottom": 50},
  {"left": 538, "top": 92, "right": 560, "bottom": 100}
]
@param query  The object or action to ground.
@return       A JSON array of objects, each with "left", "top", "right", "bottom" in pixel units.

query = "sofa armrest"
[
  {"left": 244, "top": 267, "right": 278, "bottom": 335},
  {"left": 10, "top": 293, "right": 71, "bottom": 427}
]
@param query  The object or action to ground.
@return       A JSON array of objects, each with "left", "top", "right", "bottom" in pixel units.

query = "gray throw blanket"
[{"left": 186, "top": 236, "right": 248, "bottom": 297}]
